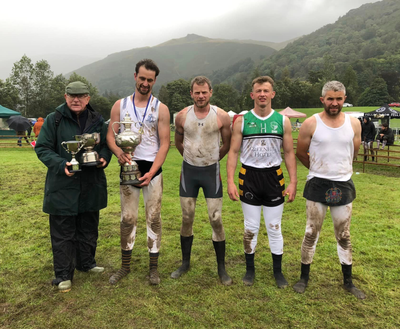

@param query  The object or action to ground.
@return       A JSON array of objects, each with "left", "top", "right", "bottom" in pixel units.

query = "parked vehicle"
[
  {"left": 388, "top": 102, "right": 400, "bottom": 107},
  {"left": 343, "top": 103, "right": 353, "bottom": 107}
]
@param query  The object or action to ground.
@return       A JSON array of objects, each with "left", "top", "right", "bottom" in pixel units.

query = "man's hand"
[
  {"left": 64, "top": 162, "right": 75, "bottom": 177},
  {"left": 97, "top": 158, "right": 107, "bottom": 168},
  {"left": 285, "top": 182, "right": 297, "bottom": 203},
  {"left": 227, "top": 182, "right": 239, "bottom": 201},
  {"left": 138, "top": 172, "right": 154, "bottom": 187},
  {"left": 117, "top": 152, "right": 131, "bottom": 165}
]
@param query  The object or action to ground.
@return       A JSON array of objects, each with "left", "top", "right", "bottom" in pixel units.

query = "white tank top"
[
  {"left": 120, "top": 95, "right": 160, "bottom": 162},
  {"left": 183, "top": 105, "right": 220, "bottom": 166},
  {"left": 308, "top": 113, "right": 354, "bottom": 181}
]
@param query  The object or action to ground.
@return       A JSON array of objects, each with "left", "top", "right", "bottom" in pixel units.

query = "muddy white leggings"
[
  {"left": 241, "top": 202, "right": 284, "bottom": 255},
  {"left": 119, "top": 174, "right": 163, "bottom": 253},
  {"left": 301, "top": 200, "right": 352, "bottom": 265}
]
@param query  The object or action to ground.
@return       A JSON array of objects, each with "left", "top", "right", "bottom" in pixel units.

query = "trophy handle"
[
  {"left": 112, "top": 121, "right": 121, "bottom": 136},
  {"left": 61, "top": 141, "right": 69, "bottom": 153}
]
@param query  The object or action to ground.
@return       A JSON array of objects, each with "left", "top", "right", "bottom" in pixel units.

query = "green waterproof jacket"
[{"left": 35, "top": 103, "right": 112, "bottom": 215}]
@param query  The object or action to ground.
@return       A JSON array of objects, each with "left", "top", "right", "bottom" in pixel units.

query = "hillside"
[
  {"left": 68, "top": 34, "right": 277, "bottom": 95},
  {"left": 259, "top": 0, "right": 400, "bottom": 79}
]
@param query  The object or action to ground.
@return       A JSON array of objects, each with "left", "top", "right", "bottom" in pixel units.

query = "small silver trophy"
[
  {"left": 61, "top": 141, "right": 84, "bottom": 172},
  {"left": 75, "top": 133, "right": 101, "bottom": 166},
  {"left": 112, "top": 112, "right": 142, "bottom": 185}
]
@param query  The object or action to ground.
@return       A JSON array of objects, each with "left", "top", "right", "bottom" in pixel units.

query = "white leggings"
[{"left": 241, "top": 202, "right": 284, "bottom": 255}]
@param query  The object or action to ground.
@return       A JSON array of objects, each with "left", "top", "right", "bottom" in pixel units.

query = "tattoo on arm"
[{"left": 175, "top": 130, "right": 184, "bottom": 136}]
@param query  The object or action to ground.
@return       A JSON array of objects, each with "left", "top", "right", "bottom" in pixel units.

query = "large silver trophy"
[
  {"left": 75, "top": 133, "right": 101, "bottom": 166},
  {"left": 112, "top": 112, "right": 143, "bottom": 185},
  {"left": 61, "top": 141, "right": 84, "bottom": 172}
]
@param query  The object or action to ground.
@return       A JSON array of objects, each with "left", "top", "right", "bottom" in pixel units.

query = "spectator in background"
[
  {"left": 376, "top": 123, "right": 394, "bottom": 149},
  {"left": 33, "top": 117, "right": 44, "bottom": 139},
  {"left": 17, "top": 130, "right": 30, "bottom": 147},
  {"left": 361, "top": 117, "right": 375, "bottom": 161}
]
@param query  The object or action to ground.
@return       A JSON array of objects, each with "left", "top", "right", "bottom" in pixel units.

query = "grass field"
[{"left": 1, "top": 140, "right": 400, "bottom": 328}]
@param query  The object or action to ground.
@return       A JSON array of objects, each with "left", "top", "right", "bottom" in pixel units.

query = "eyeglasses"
[{"left": 67, "top": 94, "right": 89, "bottom": 100}]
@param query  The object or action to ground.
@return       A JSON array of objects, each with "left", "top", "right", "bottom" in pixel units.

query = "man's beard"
[
  {"left": 324, "top": 104, "right": 342, "bottom": 117},
  {"left": 136, "top": 83, "right": 151, "bottom": 95},
  {"left": 195, "top": 99, "right": 210, "bottom": 109}
]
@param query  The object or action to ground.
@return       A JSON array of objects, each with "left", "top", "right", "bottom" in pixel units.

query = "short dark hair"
[
  {"left": 190, "top": 76, "right": 212, "bottom": 91},
  {"left": 135, "top": 59, "right": 160, "bottom": 77},
  {"left": 251, "top": 76, "right": 274, "bottom": 89},
  {"left": 382, "top": 123, "right": 389, "bottom": 128}
]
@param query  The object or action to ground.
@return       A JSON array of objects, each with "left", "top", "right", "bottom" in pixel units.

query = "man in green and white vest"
[{"left": 227, "top": 76, "right": 297, "bottom": 288}]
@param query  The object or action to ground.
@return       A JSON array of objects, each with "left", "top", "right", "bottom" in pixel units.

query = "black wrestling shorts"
[
  {"left": 303, "top": 177, "right": 356, "bottom": 206},
  {"left": 180, "top": 161, "right": 223, "bottom": 198},
  {"left": 239, "top": 164, "right": 285, "bottom": 207}
]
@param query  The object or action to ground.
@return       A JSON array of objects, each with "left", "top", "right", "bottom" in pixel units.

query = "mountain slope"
[
  {"left": 259, "top": 0, "right": 400, "bottom": 79},
  {"left": 68, "top": 34, "right": 277, "bottom": 95}
]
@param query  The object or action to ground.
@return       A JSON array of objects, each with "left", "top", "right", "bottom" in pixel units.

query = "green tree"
[
  {"left": 0, "top": 78, "right": 20, "bottom": 110},
  {"left": 211, "top": 84, "right": 240, "bottom": 113},
  {"left": 9, "top": 55, "right": 34, "bottom": 116},
  {"left": 357, "top": 77, "right": 391, "bottom": 106},
  {"left": 341, "top": 65, "right": 359, "bottom": 104},
  {"left": 160, "top": 79, "right": 192, "bottom": 121},
  {"left": 31, "top": 60, "right": 54, "bottom": 117}
]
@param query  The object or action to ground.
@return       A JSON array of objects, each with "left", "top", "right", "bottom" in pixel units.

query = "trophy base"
[
  {"left": 81, "top": 161, "right": 102, "bottom": 167},
  {"left": 120, "top": 179, "right": 142, "bottom": 186},
  {"left": 68, "top": 167, "right": 82, "bottom": 173}
]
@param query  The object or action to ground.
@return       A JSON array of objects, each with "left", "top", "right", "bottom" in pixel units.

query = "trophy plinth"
[
  {"left": 112, "top": 113, "right": 142, "bottom": 185},
  {"left": 75, "top": 133, "right": 101, "bottom": 167},
  {"left": 61, "top": 141, "right": 83, "bottom": 173}
]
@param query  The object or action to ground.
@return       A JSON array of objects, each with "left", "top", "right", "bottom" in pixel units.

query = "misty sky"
[{"left": 1, "top": 0, "right": 380, "bottom": 74}]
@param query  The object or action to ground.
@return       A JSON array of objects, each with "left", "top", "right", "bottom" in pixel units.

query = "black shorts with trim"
[
  {"left": 239, "top": 164, "right": 285, "bottom": 207},
  {"left": 180, "top": 161, "right": 222, "bottom": 198},
  {"left": 303, "top": 177, "right": 356, "bottom": 206}
]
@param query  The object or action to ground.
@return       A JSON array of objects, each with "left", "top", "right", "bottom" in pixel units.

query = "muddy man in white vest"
[
  {"left": 294, "top": 80, "right": 365, "bottom": 299},
  {"left": 172, "top": 76, "right": 233, "bottom": 285}
]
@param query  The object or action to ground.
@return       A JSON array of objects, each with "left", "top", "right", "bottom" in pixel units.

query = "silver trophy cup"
[
  {"left": 75, "top": 133, "right": 101, "bottom": 166},
  {"left": 112, "top": 112, "right": 142, "bottom": 185},
  {"left": 61, "top": 140, "right": 84, "bottom": 172}
]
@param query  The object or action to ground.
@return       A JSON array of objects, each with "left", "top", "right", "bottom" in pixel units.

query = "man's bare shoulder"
[
  {"left": 299, "top": 115, "right": 317, "bottom": 133},
  {"left": 216, "top": 107, "right": 229, "bottom": 117},
  {"left": 176, "top": 107, "right": 190, "bottom": 117}
]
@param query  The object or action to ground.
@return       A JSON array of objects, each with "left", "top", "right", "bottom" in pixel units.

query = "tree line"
[
  {"left": 0, "top": 55, "right": 120, "bottom": 120},
  {"left": 1, "top": 54, "right": 397, "bottom": 122}
]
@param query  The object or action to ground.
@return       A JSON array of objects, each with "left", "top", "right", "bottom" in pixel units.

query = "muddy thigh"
[
  {"left": 120, "top": 185, "right": 140, "bottom": 250},
  {"left": 301, "top": 201, "right": 327, "bottom": 264},
  {"left": 180, "top": 197, "right": 196, "bottom": 237},
  {"left": 331, "top": 203, "right": 353, "bottom": 265},
  {"left": 206, "top": 198, "right": 225, "bottom": 241},
  {"left": 143, "top": 175, "right": 163, "bottom": 252}
]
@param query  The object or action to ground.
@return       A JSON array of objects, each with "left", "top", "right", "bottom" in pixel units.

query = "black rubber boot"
[
  {"left": 109, "top": 249, "right": 132, "bottom": 285},
  {"left": 272, "top": 253, "right": 288, "bottom": 288},
  {"left": 293, "top": 263, "right": 310, "bottom": 293},
  {"left": 171, "top": 235, "right": 193, "bottom": 279},
  {"left": 213, "top": 240, "right": 232, "bottom": 286},
  {"left": 342, "top": 264, "right": 366, "bottom": 299},
  {"left": 149, "top": 252, "right": 160, "bottom": 285},
  {"left": 243, "top": 252, "right": 255, "bottom": 286}
]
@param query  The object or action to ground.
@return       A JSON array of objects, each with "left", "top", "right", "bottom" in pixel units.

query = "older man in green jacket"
[{"left": 35, "top": 81, "right": 112, "bottom": 292}]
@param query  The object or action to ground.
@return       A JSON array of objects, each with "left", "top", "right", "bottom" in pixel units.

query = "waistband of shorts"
[
  {"left": 241, "top": 164, "right": 281, "bottom": 172},
  {"left": 183, "top": 160, "right": 218, "bottom": 169}
]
